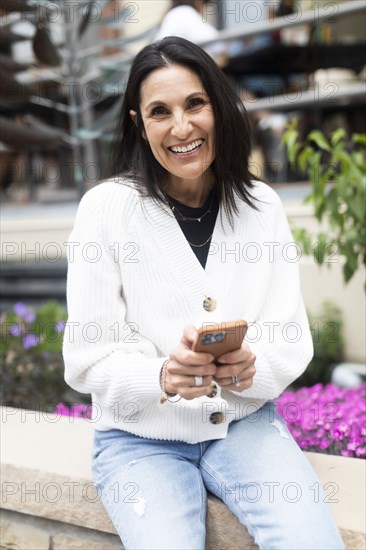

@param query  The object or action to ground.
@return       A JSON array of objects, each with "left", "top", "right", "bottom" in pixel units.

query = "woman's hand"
[
  {"left": 213, "top": 342, "right": 256, "bottom": 391},
  {"left": 164, "top": 325, "right": 217, "bottom": 400}
]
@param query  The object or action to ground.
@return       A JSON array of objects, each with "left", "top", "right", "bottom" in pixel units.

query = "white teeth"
[{"left": 170, "top": 139, "right": 203, "bottom": 154}]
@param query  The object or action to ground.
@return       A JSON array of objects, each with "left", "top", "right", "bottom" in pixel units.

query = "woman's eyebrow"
[
  {"left": 145, "top": 92, "right": 207, "bottom": 111},
  {"left": 145, "top": 100, "right": 168, "bottom": 110}
]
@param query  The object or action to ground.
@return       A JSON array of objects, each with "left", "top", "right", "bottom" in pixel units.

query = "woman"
[{"left": 63, "top": 37, "right": 344, "bottom": 550}]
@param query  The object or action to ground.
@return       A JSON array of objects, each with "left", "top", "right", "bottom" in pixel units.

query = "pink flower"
[
  {"left": 54, "top": 403, "right": 71, "bottom": 416},
  {"left": 54, "top": 403, "right": 92, "bottom": 419},
  {"left": 276, "top": 383, "right": 366, "bottom": 458}
]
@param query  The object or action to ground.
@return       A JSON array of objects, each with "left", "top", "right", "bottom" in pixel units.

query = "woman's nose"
[{"left": 171, "top": 112, "right": 192, "bottom": 139}]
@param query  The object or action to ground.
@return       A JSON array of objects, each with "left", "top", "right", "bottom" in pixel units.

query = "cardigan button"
[
  {"left": 203, "top": 297, "right": 216, "bottom": 312},
  {"left": 207, "top": 382, "right": 218, "bottom": 398},
  {"left": 209, "top": 412, "right": 225, "bottom": 424}
]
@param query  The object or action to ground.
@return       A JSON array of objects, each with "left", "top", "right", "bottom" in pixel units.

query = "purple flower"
[
  {"left": 9, "top": 324, "right": 21, "bottom": 336},
  {"left": 22, "top": 334, "right": 39, "bottom": 349},
  {"left": 13, "top": 302, "right": 36, "bottom": 323},
  {"left": 55, "top": 320, "right": 66, "bottom": 333},
  {"left": 24, "top": 311, "right": 36, "bottom": 323},
  {"left": 14, "top": 302, "right": 28, "bottom": 317}
]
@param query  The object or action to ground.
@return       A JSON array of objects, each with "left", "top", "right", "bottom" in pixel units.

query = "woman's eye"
[
  {"left": 188, "top": 97, "right": 205, "bottom": 109},
  {"left": 151, "top": 106, "right": 168, "bottom": 116}
]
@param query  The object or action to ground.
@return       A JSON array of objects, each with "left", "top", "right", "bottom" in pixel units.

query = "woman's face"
[{"left": 131, "top": 64, "right": 215, "bottom": 192}]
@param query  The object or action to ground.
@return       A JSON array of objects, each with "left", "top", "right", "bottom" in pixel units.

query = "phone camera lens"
[{"left": 202, "top": 331, "right": 226, "bottom": 345}]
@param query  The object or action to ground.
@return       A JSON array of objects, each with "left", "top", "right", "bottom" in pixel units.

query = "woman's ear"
[
  {"left": 129, "top": 109, "right": 147, "bottom": 141},
  {"left": 129, "top": 109, "right": 137, "bottom": 126}
]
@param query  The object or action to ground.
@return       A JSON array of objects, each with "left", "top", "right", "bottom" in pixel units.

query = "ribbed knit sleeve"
[
  {"left": 231, "top": 190, "right": 313, "bottom": 400},
  {"left": 62, "top": 183, "right": 165, "bottom": 418}
]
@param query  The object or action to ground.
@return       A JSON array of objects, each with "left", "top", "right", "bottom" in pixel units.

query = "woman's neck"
[{"left": 164, "top": 174, "right": 215, "bottom": 208}]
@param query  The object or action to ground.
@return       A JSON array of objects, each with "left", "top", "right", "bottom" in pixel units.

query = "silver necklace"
[
  {"left": 186, "top": 233, "right": 214, "bottom": 248},
  {"left": 165, "top": 191, "right": 215, "bottom": 223}
]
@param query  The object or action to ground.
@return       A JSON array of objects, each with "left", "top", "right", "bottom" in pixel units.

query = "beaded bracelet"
[{"left": 159, "top": 359, "right": 181, "bottom": 404}]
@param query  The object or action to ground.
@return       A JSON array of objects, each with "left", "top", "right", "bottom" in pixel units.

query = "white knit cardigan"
[{"left": 63, "top": 179, "right": 313, "bottom": 443}]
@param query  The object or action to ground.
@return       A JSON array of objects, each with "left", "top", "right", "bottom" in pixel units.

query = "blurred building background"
[{"left": 1, "top": 0, "right": 365, "bottom": 196}]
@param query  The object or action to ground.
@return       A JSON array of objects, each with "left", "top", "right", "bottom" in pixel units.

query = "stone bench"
[{"left": 1, "top": 407, "right": 365, "bottom": 550}]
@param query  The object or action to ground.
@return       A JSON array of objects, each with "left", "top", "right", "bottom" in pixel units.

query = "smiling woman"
[{"left": 63, "top": 37, "right": 345, "bottom": 550}]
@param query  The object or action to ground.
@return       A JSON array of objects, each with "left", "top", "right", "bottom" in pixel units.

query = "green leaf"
[
  {"left": 312, "top": 233, "right": 329, "bottom": 265},
  {"left": 326, "top": 187, "right": 339, "bottom": 216},
  {"left": 334, "top": 173, "right": 348, "bottom": 197},
  {"left": 308, "top": 130, "right": 331, "bottom": 152},
  {"left": 343, "top": 255, "right": 358, "bottom": 283},
  {"left": 298, "top": 146, "right": 313, "bottom": 174},
  {"left": 332, "top": 149, "right": 351, "bottom": 173},
  {"left": 314, "top": 195, "right": 326, "bottom": 220},
  {"left": 292, "top": 228, "right": 312, "bottom": 254},
  {"left": 348, "top": 194, "right": 366, "bottom": 223},
  {"left": 318, "top": 233, "right": 328, "bottom": 265},
  {"left": 290, "top": 142, "right": 301, "bottom": 165},
  {"left": 331, "top": 128, "right": 346, "bottom": 147},
  {"left": 348, "top": 163, "right": 365, "bottom": 187},
  {"left": 308, "top": 151, "right": 323, "bottom": 190},
  {"left": 282, "top": 128, "right": 299, "bottom": 164},
  {"left": 351, "top": 151, "right": 366, "bottom": 174},
  {"left": 304, "top": 191, "right": 315, "bottom": 204},
  {"left": 352, "top": 133, "right": 366, "bottom": 146},
  {"left": 319, "top": 166, "right": 335, "bottom": 195}
]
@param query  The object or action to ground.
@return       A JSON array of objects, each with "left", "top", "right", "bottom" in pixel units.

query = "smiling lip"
[{"left": 168, "top": 139, "right": 204, "bottom": 157}]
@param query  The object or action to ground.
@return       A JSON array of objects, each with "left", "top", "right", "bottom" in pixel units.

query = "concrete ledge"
[{"left": 1, "top": 408, "right": 365, "bottom": 549}]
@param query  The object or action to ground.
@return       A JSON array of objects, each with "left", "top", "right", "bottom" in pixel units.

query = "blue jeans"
[{"left": 92, "top": 402, "right": 344, "bottom": 550}]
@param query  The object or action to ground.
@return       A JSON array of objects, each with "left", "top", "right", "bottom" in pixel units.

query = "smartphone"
[{"left": 192, "top": 320, "right": 248, "bottom": 360}]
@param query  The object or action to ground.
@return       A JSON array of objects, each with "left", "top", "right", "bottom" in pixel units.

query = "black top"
[{"left": 166, "top": 189, "right": 219, "bottom": 269}]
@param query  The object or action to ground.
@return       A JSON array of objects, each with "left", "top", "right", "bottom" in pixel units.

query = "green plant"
[
  {"left": 282, "top": 122, "right": 366, "bottom": 284},
  {"left": 293, "top": 301, "right": 344, "bottom": 388},
  {"left": 0, "top": 301, "right": 90, "bottom": 409}
]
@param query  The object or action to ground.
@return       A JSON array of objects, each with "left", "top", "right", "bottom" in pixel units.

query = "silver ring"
[
  {"left": 195, "top": 375, "right": 203, "bottom": 387},
  {"left": 232, "top": 376, "right": 241, "bottom": 387}
]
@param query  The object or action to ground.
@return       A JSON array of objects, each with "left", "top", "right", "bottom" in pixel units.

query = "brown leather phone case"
[{"left": 192, "top": 320, "right": 248, "bottom": 359}]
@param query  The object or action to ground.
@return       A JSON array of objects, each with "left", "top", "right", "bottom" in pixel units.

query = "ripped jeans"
[{"left": 92, "top": 402, "right": 344, "bottom": 550}]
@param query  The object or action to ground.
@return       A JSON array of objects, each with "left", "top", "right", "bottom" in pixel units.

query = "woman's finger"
[{"left": 214, "top": 363, "right": 256, "bottom": 389}]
